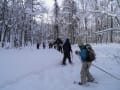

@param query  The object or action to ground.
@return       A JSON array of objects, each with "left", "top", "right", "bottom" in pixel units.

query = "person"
[
  {"left": 36, "top": 43, "right": 40, "bottom": 49},
  {"left": 43, "top": 42, "right": 46, "bottom": 49},
  {"left": 53, "top": 38, "right": 63, "bottom": 53},
  {"left": 62, "top": 38, "right": 72, "bottom": 65},
  {"left": 77, "top": 44, "right": 95, "bottom": 85},
  {"left": 48, "top": 42, "right": 53, "bottom": 48}
]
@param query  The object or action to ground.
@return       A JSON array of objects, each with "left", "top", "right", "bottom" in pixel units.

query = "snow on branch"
[
  {"left": 88, "top": 10, "right": 118, "bottom": 17},
  {"left": 94, "top": 28, "right": 120, "bottom": 34}
]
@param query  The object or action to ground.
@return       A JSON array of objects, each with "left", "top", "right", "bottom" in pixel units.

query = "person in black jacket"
[
  {"left": 53, "top": 38, "right": 63, "bottom": 53},
  {"left": 43, "top": 42, "right": 46, "bottom": 49},
  {"left": 62, "top": 38, "right": 72, "bottom": 65},
  {"left": 36, "top": 43, "right": 40, "bottom": 49}
]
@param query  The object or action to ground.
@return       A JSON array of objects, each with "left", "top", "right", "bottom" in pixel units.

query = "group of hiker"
[
  {"left": 60, "top": 38, "right": 96, "bottom": 85},
  {"left": 36, "top": 38, "right": 63, "bottom": 51},
  {"left": 36, "top": 42, "right": 46, "bottom": 49},
  {"left": 36, "top": 38, "right": 96, "bottom": 86}
]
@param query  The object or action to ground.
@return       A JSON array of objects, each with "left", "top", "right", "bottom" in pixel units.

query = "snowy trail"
[
  {"left": 0, "top": 48, "right": 63, "bottom": 89},
  {"left": 0, "top": 44, "right": 120, "bottom": 90},
  {"left": 0, "top": 62, "right": 59, "bottom": 89}
]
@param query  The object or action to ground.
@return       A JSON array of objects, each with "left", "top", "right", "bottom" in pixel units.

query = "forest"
[{"left": 0, "top": 0, "right": 120, "bottom": 48}]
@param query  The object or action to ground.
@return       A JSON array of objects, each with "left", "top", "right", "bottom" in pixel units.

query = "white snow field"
[{"left": 0, "top": 44, "right": 120, "bottom": 90}]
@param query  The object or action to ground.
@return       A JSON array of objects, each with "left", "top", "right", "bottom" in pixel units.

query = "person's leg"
[
  {"left": 87, "top": 62, "right": 94, "bottom": 82},
  {"left": 68, "top": 53, "right": 72, "bottom": 64},
  {"left": 62, "top": 54, "right": 67, "bottom": 65},
  {"left": 80, "top": 62, "right": 88, "bottom": 84},
  {"left": 60, "top": 46, "right": 62, "bottom": 53}
]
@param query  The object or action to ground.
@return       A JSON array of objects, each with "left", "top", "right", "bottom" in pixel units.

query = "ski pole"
[
  {"left": 71, "top": 52, "right": 73, "bottom": 61},
  {"left": 92, "top": 64, "right": 120, "bottom": 80}
]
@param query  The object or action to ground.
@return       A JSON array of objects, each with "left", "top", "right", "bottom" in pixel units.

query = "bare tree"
[
  {"left": 61, "top": 0, "right": 78, "bottom": 44},
  {"left": 53, "top": 0, "right": 60, "bottom": 40},
  {"left": 0, "top": 0, "right": 47, "bottom": 48}
]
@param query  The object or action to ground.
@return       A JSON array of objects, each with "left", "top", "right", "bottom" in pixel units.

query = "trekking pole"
[
  {"left": 92, "top": 64, "right": 120, "bottom": 80},
  {"left": 71, "top": 52, "right": 73, "bottom": 61}
]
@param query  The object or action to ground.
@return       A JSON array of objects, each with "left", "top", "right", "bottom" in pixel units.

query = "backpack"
[
  {"left": 80, "top": 46, "right": 88, "bottom": 62},
  {"left": 87, "top": 49, "right": 96, "bottom": 62}
]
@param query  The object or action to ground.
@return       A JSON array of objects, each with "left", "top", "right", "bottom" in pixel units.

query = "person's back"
[
  {"left": 62, "top": 38, "right": 72, "bottom": 65},
  {"left": 63, "top": 39, "right": 72, "bottom": 53}
]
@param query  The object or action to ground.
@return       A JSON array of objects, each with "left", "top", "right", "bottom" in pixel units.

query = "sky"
[
  {"left": 35, "top": 0, "right": 63, "bottom": 23},
  {"left": 44, "top": 0, "right": 54, "bottom": 7},
  {"left": 43, "top": 0, "right": 63, "bottom": 9}
]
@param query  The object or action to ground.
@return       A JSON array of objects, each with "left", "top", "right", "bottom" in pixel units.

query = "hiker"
[
  {"left": 43, "top": 42, "right": 46, "bottom": 49},
  {"left": 36, "top": 43, "right": 40, "bottom": 49},
  {"left": 53, "top": 38, "right": 63, "bottom": 53},
  {"left": 62, "top": 38, "right": 73, "bottom": 65},
  {"left": 48, "top": 42, "right": 53, "bottom": 48},
  {"left": 76, "top": 44, "right": 96, "bottom": 85}
]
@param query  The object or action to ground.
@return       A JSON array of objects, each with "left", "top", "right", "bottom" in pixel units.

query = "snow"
[
  {"left": 94, "top": 28, "right": 120, "bottom": 34},
  {"left": 88, "top": 10, "right": 120, "bottom": 17},
  {"left": 0, "top": 44, "right": 120, "bottom": 90}
]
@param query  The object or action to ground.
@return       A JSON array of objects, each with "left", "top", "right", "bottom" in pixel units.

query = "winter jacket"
[
  {"left": 63, "top": 39, "right": 72, "bottom": 54},
  {"left": 80, "top": 46, "right": 88, "bottom": 62}
]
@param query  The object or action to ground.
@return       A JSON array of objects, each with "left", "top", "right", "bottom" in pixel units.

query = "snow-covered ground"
[{"left": 0, "top": 44, "right": 120, "bottom": 90}]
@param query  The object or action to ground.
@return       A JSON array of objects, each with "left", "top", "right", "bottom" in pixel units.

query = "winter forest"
[
  {"left": 0, "top": 0, "right": 120, "bottom": 90},
  {"left": 0, "top": 0, "right": 120, "bottom": 48}
]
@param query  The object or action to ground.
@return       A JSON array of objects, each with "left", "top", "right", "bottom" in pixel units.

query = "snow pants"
[
  {"left": 62, "top": 52, "right": 72, "bottom": 65},
  {"left": 80, "top": 61, "right": 94, "bottom": 84}
]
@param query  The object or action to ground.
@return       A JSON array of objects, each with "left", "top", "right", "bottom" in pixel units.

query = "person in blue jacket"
[{"left": 78, "top": 44, "right": 95, "bottom": 85}]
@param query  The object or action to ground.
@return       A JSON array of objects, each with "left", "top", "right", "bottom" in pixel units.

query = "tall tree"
[
  {"left": 53, "top": 0, "right": 60, "bottom": 40},
  {"left": 1, "top": 0, "right": 9, "bottom": 47},
  {"left": 61, "top": 0, "right": 77, "bottom": 44}
]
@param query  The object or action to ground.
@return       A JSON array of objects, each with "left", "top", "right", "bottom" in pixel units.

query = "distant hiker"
[
  {"left": 53, "top": 38, "right": 63, "bottom": 53},
  {"left": 37, "top": 43, "right": 40, "bottom": 49},
  {"left": 14, "top": 38, "right": 19, "bottom": 48},
  {"left": 43, "top": 42, "right": 46, "bottom": 49},
  {"left": 49, "top": 42, "right": 53, "bottom": 48},
  {"left": 62, "top": 38, "right": 73, "bottom": 65},
  {"left": 76, "top": 44, "right": 96, "bottom": 85}
]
